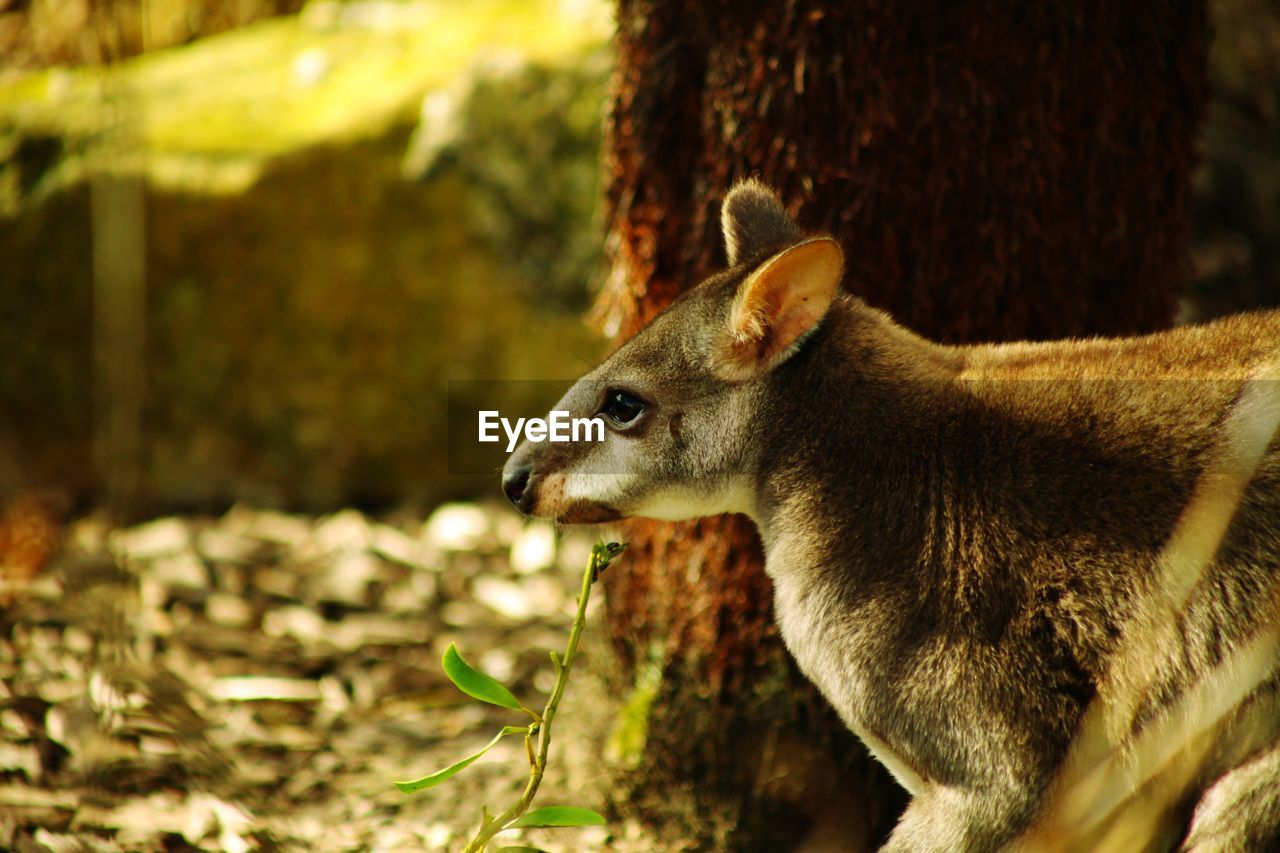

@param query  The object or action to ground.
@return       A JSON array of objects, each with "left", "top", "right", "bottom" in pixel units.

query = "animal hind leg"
[{"left": 1181, "top": 738, "right": 1280, "bottom": 852}]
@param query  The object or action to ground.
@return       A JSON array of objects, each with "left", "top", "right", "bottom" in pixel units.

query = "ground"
[{"left": 0, "top": 503, "right": 651, "bottom": 852}]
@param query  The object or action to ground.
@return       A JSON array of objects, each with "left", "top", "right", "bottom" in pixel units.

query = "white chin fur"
[
  {"left": 561, "top": 467, "right": 755, "bottom": 522},
  {"left": 559, "top": 470, "right": 631, "bottom": 505},
  {"left": 631, "top": 483, "right": 756, "bottom": 522}
]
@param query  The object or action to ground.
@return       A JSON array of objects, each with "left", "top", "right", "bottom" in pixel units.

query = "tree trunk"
[{"left": 597, "top": 1, "right": 1207, "bottom": 848}]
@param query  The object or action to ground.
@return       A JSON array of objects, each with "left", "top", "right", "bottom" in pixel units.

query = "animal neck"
[{"left": 748, "top": 297, "right": 967, "bottom": 599}]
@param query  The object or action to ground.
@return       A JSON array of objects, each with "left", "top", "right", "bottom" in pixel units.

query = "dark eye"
[{"left": 602, "top": 389, "right": 647, "bottom": 426}]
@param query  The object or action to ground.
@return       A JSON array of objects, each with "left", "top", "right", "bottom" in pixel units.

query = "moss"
[
  {"left": 0, "top": 3, "right": 613, "bottom": 511},
  {"left": 0, "top": 0, "right": 610, "bottom": 196},
  {"left": 605, "top": 653, "right": 664, "bottom": 770}
]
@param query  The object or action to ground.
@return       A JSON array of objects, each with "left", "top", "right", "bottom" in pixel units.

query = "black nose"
[{"left": 503, "top": 465, "right": 532, "bottom": 508}]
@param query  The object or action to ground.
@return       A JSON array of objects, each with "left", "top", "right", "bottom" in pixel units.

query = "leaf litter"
[{"left": 0, "top": 502, "right": 633, "bottom": 851}]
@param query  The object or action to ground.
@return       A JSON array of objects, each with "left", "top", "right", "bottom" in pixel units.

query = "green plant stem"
[{"left": 461, "top": 544, "right": 617, "bottom": 853}]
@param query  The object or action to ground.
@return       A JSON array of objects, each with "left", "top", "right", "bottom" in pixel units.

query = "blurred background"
[
  {"left": 0, "top": 0, "right": 1278, "bottom": 520},
  {"left": 1, "top": 0, "right": 612, "bottom": 519},
  {"left": 1, "top": 1, "right": 1280, "bottom": 850},
  {"left": 0, "top": 3, "right": 622, "bottom": 850}
]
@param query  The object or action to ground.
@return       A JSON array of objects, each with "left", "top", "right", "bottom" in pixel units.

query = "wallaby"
[{"left": 501, "top": 180, "right": 1280, "bottom": 851}]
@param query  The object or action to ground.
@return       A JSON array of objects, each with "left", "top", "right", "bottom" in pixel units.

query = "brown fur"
[{"left": 503, "top": 182, "right": 1280, "bottom": 850}]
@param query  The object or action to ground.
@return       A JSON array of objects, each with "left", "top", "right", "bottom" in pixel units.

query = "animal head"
[{"left": 501, "top": 180, "right": 844, "bottom": 523}]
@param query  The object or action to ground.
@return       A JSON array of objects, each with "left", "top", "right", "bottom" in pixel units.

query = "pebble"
[
  {"left": 262, "top": 606, "right": 327, "bottom": 644},
  {"left": 558, "top": 535, "right": 595, "bottom": 574},
  {"left": 312, "top": 550, "right": 384, "bottom": 606},
  {"left": 210, "top": 676, "right": 322, "bottom": 702},
  {"left": 239, "top": 510, "right": 312, "bottom": 548},
  {"left": 509, "top": 522, "right": 556, "bottom": 574},
  {"left": 328, "top": 615, "right": 425, "bottom": 651},
  {"left": 313, "top": 510, "right": 373, "bottom": 553},
  {"left": 438, "top": 601, "right": 485, "bottom": 627},
  {"left": 421, "top": 823, "right": 453, "bottom": 850},
  {"left": 524, "top": 573, "right": 566, "bottom": 618},
  {"left": 381, "top": 571, "right": 437, "bottom": 613},
  {"left": 112, "top": 518, "right": 190, "bottom": 560},
  {"left": 470, "top": 576, "right": 531, "bottom": 620},
  {"left": 33, "top": 828, "right": 118, "bottom": 853},
  {"left": 470, "top": 573, "right": 562, "bottom": 620},
  {"left": 7, "top": 500, "right": 606, "bottom": 850},
  {"left": 196, "top": 528, "right": 260, "bottom": 564},
  {"left": 491, "top": 508, "right": 524, "bottom": 547},
  {"left": 422, "top": 503, "right": 489, "bottom": 551},
  {"left": 149, "top": 553, "right": 210, "bottom": 591},
  {"left": 0, "top": 742, "right": 40, "bottom": 778},
  {"left": 370, "top": 524, "right": 426, "bottom": 568},
  {"left": 477, "top": 649, "right": 515, "bottom": 683},
  {"left": 205, "top": 593, "right": 253, "bottom": 628},
  {"left": 254, "top": 568, "right": 299, "bottom": 599}
]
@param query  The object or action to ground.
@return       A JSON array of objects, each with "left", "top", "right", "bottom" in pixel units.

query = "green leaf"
[
  {"left": 590, "top": 542, "right": 627, "bottom": 581},
  {"left": 507, "top": 806, "right": 607, "bottom": 829},
  {"left": 593, "top": 541, "right": 626, "bottom": 567},
  {"left": 495, "top": 848, "right": 549, "bottom": 853},
  {"left": 442, "top": 643, "right": 523, "bottom": 712},
  {"left": 393, "top": 726, "right": 525, "bottom": 793},
  {"left": 596, "top": 541, "right": 627, "bottom": 562}
]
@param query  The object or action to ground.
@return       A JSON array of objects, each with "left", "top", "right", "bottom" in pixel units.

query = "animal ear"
[
  {"left": 711, "top": 237, "right": 844, "bottom": 381},
  {"left": 721, "top": 179, "right": 802, "bottom": 266}
]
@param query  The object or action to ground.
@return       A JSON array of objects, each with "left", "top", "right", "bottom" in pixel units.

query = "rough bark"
[{"left": 598, "top": 1, "right": 1207, "bottom": 848}]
